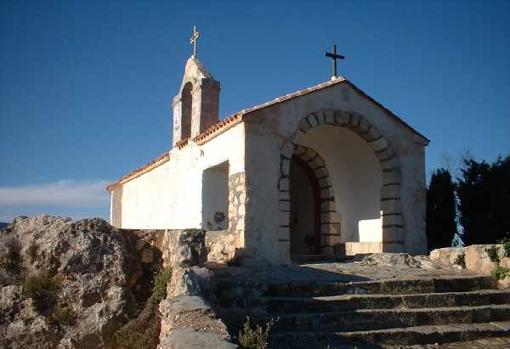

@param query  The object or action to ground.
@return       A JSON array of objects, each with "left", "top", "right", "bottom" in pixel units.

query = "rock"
[
  {"left": 159, "top": 329, "right": 237, "bottom": 349},
  {"left": 167, "top": 266, "right": 213, "bottom": 298},
  {"left": 430, "top": 247, "right": 465, "bottom": 268},
  {"left": 500, "top": 257, "right": 510, "bottom": 269},
  {"left": 361, "top": 253, "right": 422, "bottom": 268},
  {"left": 206, "top": 231, "right": 240, "bottom": 264},
  {"left": 162, "top": 230, "right": 207, "bottom": 270},
  {"left": 0, "top": 215, "right": 148, "bottom": 348},
  {"left": 465, "top": 244, "right": 504, "bottom": 274}
]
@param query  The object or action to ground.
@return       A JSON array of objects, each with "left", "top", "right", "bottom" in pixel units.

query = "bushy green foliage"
[
  {"left": 22, "top": 274, "right": 61, "bottom": 313},
  {"left": 1, "top": 239, "right": 23, "bottom": 274},
  {"left": 238, "top": 317, "right": 276, "bottom": 349},
  {"left": 493, "top": 266, "right": 510, "bottom": 280},
  {"left": 27, "top": 243, "right": 38, "bottom": 264},
  {"left": 47, "top": 303, "right": 75, "bottom": 326},
  {"left": 498, "top": 237, "right": 510, "bottom": 257},
  {"left": 111, "top": 268, "right": 171, "bottom": 349},
  {"left": 112, "top": 297, "right": 160, "bottom": 349},
  {"left": 457, "top": 156, "right": 510, "bottom": 245},
  {"left": 150, "top": 268, "right": 172, "bottom": 304},
  {"left": 454, "top": 254, "right": 466, "bottom": 268},
  {"left": 486, "top": 246, "right": 500, "bottom": 263},
  {"left": 426, "top": 168, "right": 457, "bottom": 251}
]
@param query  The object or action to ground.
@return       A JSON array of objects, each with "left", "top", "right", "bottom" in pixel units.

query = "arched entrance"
[
  {"left": 278, "top": 109, "right": 404, "bottom": 260},
  {"left": 289, "top": 156, "right": 321, "bottom": 256}
]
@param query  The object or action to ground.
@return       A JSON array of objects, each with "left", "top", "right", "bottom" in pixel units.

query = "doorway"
[{"left": 289, "top": 156, "right": 321, "bottom": 257}]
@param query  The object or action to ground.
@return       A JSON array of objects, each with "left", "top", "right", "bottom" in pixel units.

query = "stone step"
[
  {"left": 264, "top": 275, "right": 496, "bottom": 297},
  {"left": 263, "top": 289, "right": 510, "bottom": 314},
  {"left": 269, "top": 321, "right": 510, "bottom": 348},
  {"left": 255, "top": 304, "right": 510, "bottom": 332}
]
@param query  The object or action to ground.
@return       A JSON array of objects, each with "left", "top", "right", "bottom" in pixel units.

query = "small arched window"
[{"left": 181, "top": 82, "right": 193, "bottom": 139}]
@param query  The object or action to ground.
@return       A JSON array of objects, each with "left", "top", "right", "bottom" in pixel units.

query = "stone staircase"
[{"left": 209, "top": 274, "right": 510, "bottom": 348}]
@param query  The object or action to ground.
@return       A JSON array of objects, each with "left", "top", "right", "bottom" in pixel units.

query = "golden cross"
[{"left": 190, "top": 26, "right": 200, "bottom": 57}]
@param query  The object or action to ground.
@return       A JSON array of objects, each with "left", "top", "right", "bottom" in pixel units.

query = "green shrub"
[
  {"left": 238, "top": 317, "right": 276, "bottom": 349},
  {"left": 47, "top": 303, "right": 75, "bottom": 326},
  {"left": 150, "top": 268, "right": 172, "bottom": 304},
  {"left": 493, "top": 266, "right": 510, "bottom": 280},
  {"left": 28, "top": 243, "right": 38, "bottom": 264},
  {"left": 454, "top": 254, "right": 466, "bottom": 268},
  {"left": 22, "top": 274, "right": 61, "bottom": 313},
  {"left": 112, "top": 300, "right": 160, "bottom": 349},
  {"left": 498, "top": 237, "right": 510, "bottom": 258},
  {"left": 1, "top": 239, "right": 23, "bottom": 274},
  {"left": 486, "top": 246, "right": 500, "bottom": 263}
]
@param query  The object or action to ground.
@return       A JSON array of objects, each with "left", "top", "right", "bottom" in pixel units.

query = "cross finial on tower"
[
  {"left": 190, "top": 25, "right": 200, "bottom": 58},
  {"left": 325, "top": 44, "right": 345, "bottom": 80}
]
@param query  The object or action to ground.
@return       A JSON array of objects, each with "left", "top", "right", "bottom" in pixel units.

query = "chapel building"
[{"left": 107, "top": 45, "right": 429, "bottom": 265}]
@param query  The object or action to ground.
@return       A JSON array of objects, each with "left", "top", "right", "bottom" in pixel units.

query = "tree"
[
  {"left": 426, "top": 168, "right": 457, "bottom": 251},
  {"left": 457, "top": 156, "right": 510, "bottom": 245}
]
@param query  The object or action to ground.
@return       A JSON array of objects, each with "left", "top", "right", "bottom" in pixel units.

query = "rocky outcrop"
[{"left": 0, "top": 215, "right": 161, "bottom": 349}]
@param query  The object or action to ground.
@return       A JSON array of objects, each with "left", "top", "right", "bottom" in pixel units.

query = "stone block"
[
  {"left": 429, "top": 247, "right": 465, "bottom": 268},
  {"left": 368, "top": 138, "right": 389, "bottom": 152},
  {"left": 465, "top": 244, "right": 504, "bottom": 274},
  {"left": 335, "top": 110, "right": 351, "bottom": 125},
  {"left": 323, "top": 109, "right": 335, "bottom": 124},
  {"left": 162, "top": 229, "right": 207, "bottom": 269}
]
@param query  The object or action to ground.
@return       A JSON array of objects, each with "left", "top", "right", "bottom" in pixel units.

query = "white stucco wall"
[
  {"left": 113, "top": 123, "right": 245, "bottom": 230},
  {"left": 298, "top": 125, "right": 383, "bottom": 242}
]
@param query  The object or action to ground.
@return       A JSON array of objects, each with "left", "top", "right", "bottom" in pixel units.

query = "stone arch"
[
  {"left": 279, "top": 145, "right": 341, "bottom": 255},
  {"left": 278, "top": 109, "right": 404, "bottom": 254}
]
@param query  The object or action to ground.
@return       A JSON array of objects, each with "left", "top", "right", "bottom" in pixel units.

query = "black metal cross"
[{"left": 325, "top": 44, "right": 345, "bottom": 79}]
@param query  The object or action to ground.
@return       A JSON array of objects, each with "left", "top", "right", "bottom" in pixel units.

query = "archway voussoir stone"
[
  {"left": 323, "top": 109, "right": 335, "bottom": 124},
  {"left": 334, "top": 110, "right": 351, "bottom": 126},
  {"left": 382, "top": 214, "right": 404, "bottom": 227},
  {"left": 380, "top": 157, "right": 399, "bottom": 171},
  {"left": 357, "top": 117, "right": 371, "bottom": 134},
  {"left": 307, "top": 113, "right": 319, "bottom": 127},
  {"left": 281, "top": 158, "right": 291, "bottom": 176},
  {"left": 381, "top": 198, "right": 402, "bottom": 213},
  {"left": 315, "top": 110, "right": 326, "bottom": 124},
  {"left": 381, "top": 183, "right": 400, "bottom": 198},
  {"left": 348, "top": 113, "right": 361, "bottom": 128},
  {"left": 281, "top": 142, "right": 296, "bottom": 159},
  {"left": 369, "top": 137, "right": 389, "bottom": 153},
  {"left": 382, "top": 169, "right": 401, "bottom": 186},
  {"left": 278, "top": 177, "right": 289, "bottom": 191}
]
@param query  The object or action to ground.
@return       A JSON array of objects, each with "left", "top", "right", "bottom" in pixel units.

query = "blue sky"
[{"left": 1, "top": 0, "right": 509, "bottom": 222}]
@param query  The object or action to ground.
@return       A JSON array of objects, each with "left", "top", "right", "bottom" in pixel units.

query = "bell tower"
[{"left": 172, "top": 26, "right": 220, "bottom": 147}]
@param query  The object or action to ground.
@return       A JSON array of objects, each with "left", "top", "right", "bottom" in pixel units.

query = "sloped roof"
[{"left": 107, "top": 77, "right": 429, "bottom": 190}]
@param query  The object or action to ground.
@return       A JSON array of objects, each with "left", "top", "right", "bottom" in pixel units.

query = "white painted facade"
[{"left": 108, "top": 57, "right": 429, "bottom": 264}]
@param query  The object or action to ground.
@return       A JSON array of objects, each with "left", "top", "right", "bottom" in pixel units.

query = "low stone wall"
[
  {"left": 158, "top": 229, "right": 236, "bottom": 349},
  {"left": 430, "top": 244, "right": 510, "bottom": 286}
]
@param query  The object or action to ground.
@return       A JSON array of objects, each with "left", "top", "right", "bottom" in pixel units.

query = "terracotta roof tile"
[{"left": 106, "top": 152, "right": 170, "bottom": 191}]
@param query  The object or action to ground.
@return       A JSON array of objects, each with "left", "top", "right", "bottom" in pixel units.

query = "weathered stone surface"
[
  {"left": 162, "top": 229, "right": 207, "bottom": 270},
  {"left": 206, "top": 231, "right": 240, "bottom": 264},
  {"left": 0, "top": 215, "right": 154, "bottom": 349},
  {"left": 430, "top": 247, "right": 465, "bottom": 268},
  {"left": 158, "top": 296, "right": 230, "bottom": 342},
  {"left": 167, "top": 266, "right": 213, "bottom": 298},
  {"left": 500, "top": 257, "right": 510, "bottom": 269},
  {"left": 159, "top": 328, "right": 237, "bottom": 349},
  {"left": 361, "top": 253, "right": 422, "bottom": 268},
  {"left": 465, "top": 244, "right": 505, "bottom": 274}
]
